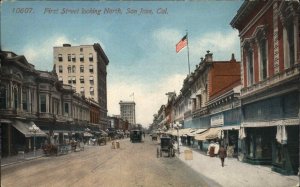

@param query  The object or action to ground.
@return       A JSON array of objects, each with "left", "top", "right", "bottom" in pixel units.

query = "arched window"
[
  {"left": 256, "top": 29, "right": 268, "bottom": 81},
  {"left": 286, "top": 21, "right": 295, "bottom": 67},
  {"left": 247, "top": 48, "right": 254, "bottom": 85},
  {"left": 279, "top": 2, "right": 298, "bottom": 69},
  {"left": 259, "top": 39, "right": 268, "bottom": 80},
  {"left": 243, "top": 41, "right": 254, "bottom": 86},
  {"left": 40, "top": 94, "right": 47, "bottom": 113},
  {"left": 22, "top": 88, "right": 28, "bottom": 111},
  {"left": 13, "top": 87, "right": 18, "bottom": 109}
]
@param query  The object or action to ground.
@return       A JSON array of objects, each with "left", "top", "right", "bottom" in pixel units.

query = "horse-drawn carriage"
[
  {"left": 157, "top": 137, "right": 175, "bottom": 158},
  {"left": 151, "top": 133, "right": 158, "bottom": 141}
]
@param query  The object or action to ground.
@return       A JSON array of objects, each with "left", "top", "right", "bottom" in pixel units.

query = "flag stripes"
[{"left": 176, "top": 34, "right": 188, "bottom": 53}]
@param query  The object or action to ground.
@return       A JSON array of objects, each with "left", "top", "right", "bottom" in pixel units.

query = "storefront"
[
  {"left": 1, "top": 119, "right": 47, "bottom": 157},
  {"left": 244, "top": 127, "right": 275, "bottom": 165},
  {"left": 241, "top": 91, "right": 299, "bottom": 174},
  {"left": 194, "top": 127, "right": 222, "bottom": 153},
  {"left": 222, "top": 126, "right": 239, "bottom": 157},
  {"left": 273, "top": 125, "right": 299, "bottom": 175}
]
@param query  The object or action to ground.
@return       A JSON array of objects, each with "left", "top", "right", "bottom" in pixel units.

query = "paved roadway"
[{"left": 1, "top": 136, "right": 219, "bottom": 187}]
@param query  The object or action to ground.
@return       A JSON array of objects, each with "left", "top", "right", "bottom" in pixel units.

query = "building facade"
[
  {"left": 231, "top": 0, "right": 300, "bottom": 175},
  {"left": 165, "top": 92, "right": 176, "bottom": 129},
  {"left": 53, "top": 43, "right": 109, "bottom": 128},
  {"left": 157, "top": 105, "right": 166, "bottom": 129},
  {"left": 119, "top": 101, "right": 136, "bottom": 125},
  {"left": 0, "top": 51, "right": 102, "bottom": 157}
]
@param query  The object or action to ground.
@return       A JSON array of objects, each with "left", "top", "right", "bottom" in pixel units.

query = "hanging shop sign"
[{"left": 211, "top": 113, "right": 224, "bottom": 127}]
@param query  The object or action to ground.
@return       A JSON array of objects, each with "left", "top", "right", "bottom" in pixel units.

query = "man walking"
[{"left": 219, "top": 145, "right": 227, "bottom": 167}]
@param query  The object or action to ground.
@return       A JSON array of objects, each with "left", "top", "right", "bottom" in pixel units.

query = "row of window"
[
  {"left": 245, "top": 20, "right": 296, "bottom": 86},
  {"left": 58, "top": 76, "right": 94, "bottom": 84},
  {"left": 0, "top": 85, "right": 88, "bottom": 120},
  {"left": 58, "top": 53, "right": 94, "bottom": 62},
  {"left": 58, "top": 65, "right": 94, "bottom": 73},
  {"left": 80, "top": 87, "right": 94, "bottom": 96}
]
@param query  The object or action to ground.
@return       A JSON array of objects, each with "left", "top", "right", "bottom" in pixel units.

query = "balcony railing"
[{"left": 241, "top": 65, "right": 300, "bottom": 97}]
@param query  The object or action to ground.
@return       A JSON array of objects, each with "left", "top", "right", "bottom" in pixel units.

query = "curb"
[{"left": 1, "top": 155, "right": 45, "bottom": 167}]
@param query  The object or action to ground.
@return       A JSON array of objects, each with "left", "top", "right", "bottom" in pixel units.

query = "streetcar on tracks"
[{"left": 130, "top": 129, "right": 142, "bottom": 143}]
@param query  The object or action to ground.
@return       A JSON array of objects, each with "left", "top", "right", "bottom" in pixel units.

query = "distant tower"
[{"left": 119, "top": 101, "right": 136, "bottom": 125}]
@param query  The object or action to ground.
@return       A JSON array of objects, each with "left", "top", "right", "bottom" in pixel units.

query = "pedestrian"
[
  {"left": 218, "top": 145, "right": 227, "bottom": 167},
  {"left": 214, "top": 142, "right": 220, "bottom": 156},
  {"left": 207, "top": 141, "right": 215, "bottom": 157}
]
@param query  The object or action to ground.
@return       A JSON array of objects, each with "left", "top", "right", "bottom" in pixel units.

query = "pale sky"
[{"left": 1, "top": 0, "right": 243, "bottom": 127}]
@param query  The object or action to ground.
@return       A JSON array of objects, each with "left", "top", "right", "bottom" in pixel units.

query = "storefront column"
[{"left": 8, "top": 124, "right": 11, "bottom": 156}]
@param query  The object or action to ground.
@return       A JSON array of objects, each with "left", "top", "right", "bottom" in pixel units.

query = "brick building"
[{"left": 231, "top": 0, "right": 300, "bottom": 174}]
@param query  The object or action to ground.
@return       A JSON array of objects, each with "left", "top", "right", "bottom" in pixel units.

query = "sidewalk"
[
  {"left": 1, "top": 149, "right": 45, "bottom": 167},
  {"left": 178, "top": 146, "right": 299, "bottom": 187}
]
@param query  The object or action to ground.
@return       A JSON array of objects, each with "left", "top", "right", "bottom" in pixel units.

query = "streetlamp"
[
  {"left": 174, "top": 122, "right": 182, "bottom": 155},
  {"left": 29, "top": 123, "right": 40, "bottom": 157}
]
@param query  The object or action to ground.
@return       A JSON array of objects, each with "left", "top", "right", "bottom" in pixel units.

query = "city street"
[{"left": 1, "top": 136, "right": 218, "bottom": 187}]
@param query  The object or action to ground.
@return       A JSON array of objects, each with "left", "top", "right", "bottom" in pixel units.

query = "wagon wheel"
[{"left": 157, "top": 147, "right": 159, "bottom": 158}]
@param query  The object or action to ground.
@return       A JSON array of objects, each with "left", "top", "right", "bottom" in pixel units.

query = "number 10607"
[{"left": 12, "top": 8, "right": 33, "bottom": 14}]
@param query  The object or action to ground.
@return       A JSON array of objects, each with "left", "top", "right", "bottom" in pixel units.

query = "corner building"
[
  {"left": 231, "top": 1, "right": 300, "bottom": 175},
  {"left": 53, "top": 43, "right": 109, "bottom": 128}
]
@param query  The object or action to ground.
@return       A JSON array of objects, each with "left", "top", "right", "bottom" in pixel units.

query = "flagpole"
[{"left": 186, "top": 30, "right": 191, "bottom": 75}]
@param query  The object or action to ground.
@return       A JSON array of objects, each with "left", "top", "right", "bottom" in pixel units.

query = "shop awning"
[
  {"left": 52, "top": 131, "right": 72, "bottom": 136},
  {"left": 83, "top": 132, "right": 93, "bottom": 137},
  {"left": 12, "top": 120, "right": 47, "bottom": 138},
  {"left": 221, "top": 125, "right": 240, "bottom": 130},
  {"left": 194, "top": 128, "right": 221, "bottom": 141},
  {"left": 187, "top": 128, "right": 207, "bottom": 136},
  {"left": 241, "top": 118, "right": 299, "bottom": 127},
  {"left": 178, "top": 128, "right": 192, "bottom": 136},
  {"left": 165, "top": 129, "right": 177, "bottom": 136}
]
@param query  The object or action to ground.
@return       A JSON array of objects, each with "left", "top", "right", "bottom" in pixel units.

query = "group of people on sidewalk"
[{"left": 207, "top": 141, "right": 227, "bottom": 167}]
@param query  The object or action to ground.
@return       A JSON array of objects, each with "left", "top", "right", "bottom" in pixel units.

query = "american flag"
[{"left": 176, "top": 34, "right": 187, "bottom": 53}]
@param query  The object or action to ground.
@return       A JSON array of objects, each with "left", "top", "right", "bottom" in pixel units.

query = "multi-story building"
[
  {"left": 231, "top": 0, "right": 299, "bottom": 175},
  {"left": 53, "top": 43, "right": 109, "bottom": 128},
  {"left": 174, "top": 51, "right": 241, "bottom": 148},
  {"left": 173, "top": 93, "right": 185, "bottom": 126},
  {"left": 165, "top": 92, "right": 176, "bottom": 129},
  {"left": 119, "top": 101, "right": 136, "bottom": 125},
  {"left": 108, "top": 115, "right": 126, "bottom": 130},
  {"left": 182, "top": 51, "right": 241, "bottom": 131},
  {"left": 0, "top": 50, "right": 102, "bottom": 157},
  {"left": 157, "top": 105, "right": 166, "bottom": 129}
]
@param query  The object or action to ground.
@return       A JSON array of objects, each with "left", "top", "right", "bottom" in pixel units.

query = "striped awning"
[
  {"left": 194, "top": 128, "right": 221, "bottom": 141},
  {"left": 187, "top": 128, "right": 207, "bottom": 136},
  {"left": 178, "top": 128, "right": 192, "bottom": 136},
  {"left": 12, "top": 121, "right": 47, "bottom": 137}
]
